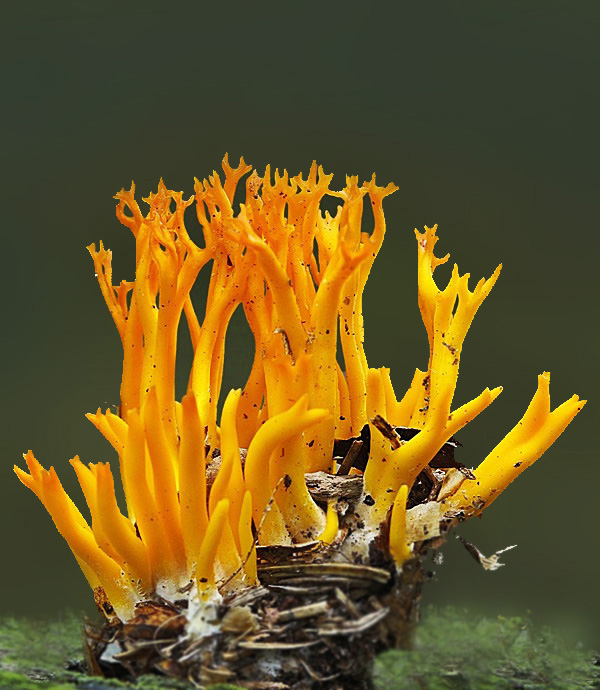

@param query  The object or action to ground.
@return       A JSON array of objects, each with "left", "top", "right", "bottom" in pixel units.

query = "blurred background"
[{"left": 2, "top": 1, "right": 598, "bottom": 645}]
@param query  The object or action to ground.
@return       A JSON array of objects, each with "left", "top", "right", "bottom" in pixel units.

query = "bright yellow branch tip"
[{"left": 15, "top": 156, "right": 585, "bottom": 620}]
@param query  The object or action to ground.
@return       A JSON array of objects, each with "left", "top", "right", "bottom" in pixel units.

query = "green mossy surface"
[
  {"left": 0, "top": 614, "right": 239, "bottom": 690},
  {"left": 374, "top": 608, "right": 599, "bottom": 689},
  {"left": 0, "top": 608, "right": 597, "bottom": 689}
]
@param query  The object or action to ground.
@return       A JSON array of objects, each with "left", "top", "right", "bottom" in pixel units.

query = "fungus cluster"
[{"left": 15, "top": 157, "right": 584, "bottom": 673}]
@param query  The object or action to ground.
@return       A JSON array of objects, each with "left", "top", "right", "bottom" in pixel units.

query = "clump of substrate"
[{"left": 15, "top": 158, "right": 584, "bottom": 688}]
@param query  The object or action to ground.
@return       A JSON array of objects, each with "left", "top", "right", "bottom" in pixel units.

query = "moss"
[
  {"left": 0, "top": 614, "right": 239, "bottom": 688},
  {"left": 1, "top": 609, "right": 597, "bottom": 689},
  {"left": 0, "top": 670, "right": 73, "bottom": 690},
  {"left": 0, "top": 613, "right": 83, "bottom": 676},
  {"left": 0, "top": 667, "right": 243, "bottom": 690},
  {"left": 374, "top": 608, "right": 599, "bottom": 690}
]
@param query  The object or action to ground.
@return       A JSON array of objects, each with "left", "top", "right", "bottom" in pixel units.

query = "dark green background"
[{"left": 3, "top": 1, "right": 598, "bottom": 645}]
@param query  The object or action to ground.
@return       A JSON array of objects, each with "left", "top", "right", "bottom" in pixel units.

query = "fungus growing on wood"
[{"left": 15, "top": 157, "right": 585, "bottom": 687}]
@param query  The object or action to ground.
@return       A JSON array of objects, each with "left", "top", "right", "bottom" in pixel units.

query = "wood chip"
[
  {"left": 406, "top": 501, "right": 442, "bottom": 542},
  {"left": 304, "top": 472, "right": 363, "bottom": 502},
  {"left": 438, "top": 467, "right": 467, "bottom": 501},
  {"left": 221, "top": 606, "right": 259, "bottom": 634}
]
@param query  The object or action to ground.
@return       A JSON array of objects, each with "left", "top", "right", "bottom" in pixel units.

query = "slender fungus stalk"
[{"left": 15, "top": 156, "right": 585, "bottom": 687}]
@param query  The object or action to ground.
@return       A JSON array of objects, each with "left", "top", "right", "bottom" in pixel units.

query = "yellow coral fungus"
[{"left": 15, "top": 157, "right": 584, "bottom": 673}]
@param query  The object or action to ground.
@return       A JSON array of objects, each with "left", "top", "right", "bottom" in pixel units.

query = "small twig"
[
  {"left": 316, "top": 606, "right": 390, "bottom": 636},
  {"left": 371, "top": 415, "right": 403, "bottom": 449},
  {"left": 299, "top": 658, "right": 341, "bottom": 683},
  {"left": 337, "top": 439, "right": 364, "bottom": 475},
  {"left": 277, "top": 601, "right": 331, "bottom": 622}
]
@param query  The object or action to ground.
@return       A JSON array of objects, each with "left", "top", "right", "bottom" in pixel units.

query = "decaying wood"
[
  {"left": 86, "top": 425, "right": 476, "bottom": 690},
  {"left": 406, "top": 501, "right": 442, "bottom": 542},
  {"left": 304, "top": 472, "right": 363, "bottom": 502},
  {"left": 87, "top": 549, "right": 424, "bottom": 690}
]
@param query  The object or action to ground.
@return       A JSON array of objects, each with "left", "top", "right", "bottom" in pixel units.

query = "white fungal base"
[{"left": 187, "top": 585, "right": 223, "bottom": 639}]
